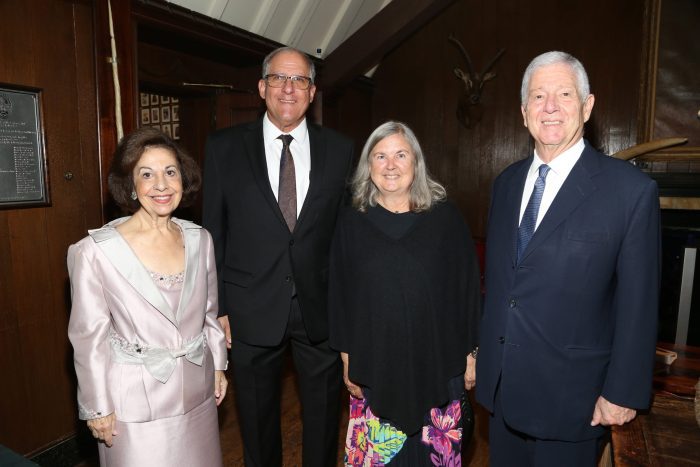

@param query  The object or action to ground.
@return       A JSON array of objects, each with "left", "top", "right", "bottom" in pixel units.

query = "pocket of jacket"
[
  {"left": 566, "top": 230, "right": 609, "bottom": 243},
  {"left": 564, "top": 345, "right": 611, "bottom": 357},
  {"left": 222, "top": 265, "right": 254, "bottom": 287}
]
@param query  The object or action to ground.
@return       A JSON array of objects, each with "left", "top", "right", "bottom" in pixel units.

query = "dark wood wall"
[
  {"left": 368, "top": 0, "right": 648, "bottom": 237},
  {"left": 0, "top": 0, "right": 101, "bottom": 455}
]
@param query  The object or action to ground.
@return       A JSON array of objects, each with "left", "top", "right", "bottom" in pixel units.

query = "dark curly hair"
[{"left": 108, "top": 127, "right": 201, "bottom": 212}]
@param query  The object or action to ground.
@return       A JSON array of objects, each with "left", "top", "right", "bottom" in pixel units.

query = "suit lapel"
[
  {"left": 89, "top": 219, "right": 178, "bottom": 326},
  {"left": 243, "top": 121, "right": 289, "bottom": 228},
  {"left": 506, "top": 159, "right": 531, "bottom": 266},
  {"left": 519, "top": 145, "right": 600, "bottom": 262},
  {"left": 297, "top": 124, "right": 326, "bottom": 228},
  {"left": 173, "top": 218, "right": 200, "bottom": 323}
]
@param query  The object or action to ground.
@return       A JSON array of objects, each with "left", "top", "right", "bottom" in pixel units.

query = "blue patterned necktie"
[{"left": 517, "top": 164, "right": 550, "bottom": 261}]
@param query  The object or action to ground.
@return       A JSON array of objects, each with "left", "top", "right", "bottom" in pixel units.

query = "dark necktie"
[
  {"left": 517, "top": 164, "right": 550, "bottom": 261},
  {"left": 278, "top": 134, "right": 296, "bottom": 232}
]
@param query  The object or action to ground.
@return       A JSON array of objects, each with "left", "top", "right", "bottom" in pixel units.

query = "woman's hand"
[
  {"left": 464, "top": 354, "right": 476, "bottom": 390},
  {"left": 214, "top": 370, "right": 228, "bottom": 406},
  {"left": 87, "top": 413, "right": 117, "bottom": 447},
  {"left": 341, "top": 352, "right": 364, "bottom": 399}
]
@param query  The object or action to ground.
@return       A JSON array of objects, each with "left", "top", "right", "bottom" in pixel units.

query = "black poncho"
[{"left": 328, "top": 200, "right": 480, "bottom": 434}]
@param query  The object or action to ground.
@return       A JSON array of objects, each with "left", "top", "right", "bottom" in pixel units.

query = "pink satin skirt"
[{"left": 98, "top": 396, "right": 222, "bottom": 467}]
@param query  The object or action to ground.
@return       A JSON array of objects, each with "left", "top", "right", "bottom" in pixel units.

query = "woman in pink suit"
[{"left": 67, "top": 127, "right": 228, "bottom": 466}]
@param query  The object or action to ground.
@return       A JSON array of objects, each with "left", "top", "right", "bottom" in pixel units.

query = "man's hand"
[
  {"left": 217, "top": 316, "right": 232, "bottom": 349},
  {"left": 590, "top": 396, "right": 636, "bottom": 426}
]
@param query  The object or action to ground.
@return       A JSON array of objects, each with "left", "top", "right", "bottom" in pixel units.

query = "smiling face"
[
  {"left": 258, "top": 50, "right": 316, "bottom": 133},
  {"left": 132, "top": 146, "right": 182, "bottom": 219},
  {"left": 521, "top": 62, "right": 595, "bottom": 162},
  {"left": 369, "top": 133, "right": 415, "bottom": 202}
]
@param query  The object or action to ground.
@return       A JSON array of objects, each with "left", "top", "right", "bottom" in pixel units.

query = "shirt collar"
[
  {"left": 262, "top": 113, "right": 308, "bottom": 145},
  {"left": 530, "top": 138, "right": 585, "bottom": 178}
]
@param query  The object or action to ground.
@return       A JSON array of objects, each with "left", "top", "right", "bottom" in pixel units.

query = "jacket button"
[
  {"left": 499, "top": 336, "right": 505, "bottom": 344},
  {"left": 285, "top": 275, "right": 292, "bottom": 282},
  {"left": 289, "top": 239, "right": 295, "bottom": 246},
  {"left": 509, "top": 299, "right": 517, "bottom": 308}
]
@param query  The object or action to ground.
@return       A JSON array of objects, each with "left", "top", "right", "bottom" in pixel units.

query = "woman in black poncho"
[{"left": 328, "top": 121, "right": 481, "bottom": 466}]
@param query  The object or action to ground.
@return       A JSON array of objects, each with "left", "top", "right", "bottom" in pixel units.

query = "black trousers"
[
  {"left": 230, "top": 298, "right": 342, "bottom": 467},
  {"left": 489, "top": 386, "right": 601, "bottom": 467}
]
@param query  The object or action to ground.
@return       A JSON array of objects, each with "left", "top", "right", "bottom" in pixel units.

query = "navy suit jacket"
[
  {"left": 202, "top": 119, "right": 354, "bottom": 346},
  {"left": 475, "top": 141, "right": 660, "bottom": 441}
]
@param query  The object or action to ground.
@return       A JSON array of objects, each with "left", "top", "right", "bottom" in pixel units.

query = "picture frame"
[
  {"left": 0, "top": 83, "right": 50, "bottom": 208},
  {"left": 172, "top": 123, "right": 180, "bottom": 140},
  {"left": 151, "top": 107, "right": 160, "bottom": 123},
  {"left": 141, "top": 108, "right": 150, "bottom": 124},
  {"left": 171, "top": 105, "right": 179, "bottom": 122},
  {"left": 639, "top": 0, "right": 700, "bottom": 159},
  {"left": 161, "top": 106, "right": 171, "bottom": 123},
  {"left": 161, "top": 123, "right": 172, "bottom": 137},
  {"left": 140, "top": 92, "right": 150, "bottom": 107}
]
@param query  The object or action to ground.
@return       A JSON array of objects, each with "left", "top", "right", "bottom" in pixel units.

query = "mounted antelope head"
[{"left": 449, "top": 34, "right": 505, "bottom": 129}]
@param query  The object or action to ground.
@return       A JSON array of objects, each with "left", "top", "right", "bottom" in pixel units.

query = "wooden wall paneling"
[
  {"left": 0, "top": 215, "right": 26, "bottom": 450},
  {"left": 322, "top": 0, "right": 458, "bottom": 94},
  {"left": 0, "top": 0, "right": 33, "bottom": 454},
  {"left": 178, "top": 96, "right": 216, "bottom": 166},
  {"left": 636, "top": 0, "right": 700, "bottom": 168},
  {"left": 172, "top": 95, "right": 215, "bottom": 224},
  {"left": 132, "top": 0, "right": 278, "bottom": 69},
  {"left": 74, "top": 0, "right": 104, "bottom": 231},
  {"left": 138, "top": 42, "right": 259, "bottom": 94},
  {"left": 370, "top": 0, "right": 647, "bottom": 237},
  {"left": 214, "top": 92, "right": 265, "bottom": 130},
  {"left": 42, "top": 1, "right": 103, "bottom": 453},
  {"left": 28, "top": 0, "right": 76, "bottom": 445},
  {"left": 322, "top": 80, "right": 374, "bottom": 156},
  {"left": 0, "top": 0, "right": 101, "bottom": 455},
  {"left": 94, "top": 0, "right": 138, "bottom": 213}
]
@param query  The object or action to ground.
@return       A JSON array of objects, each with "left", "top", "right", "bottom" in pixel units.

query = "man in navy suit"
[
  {"left": 475, "top": 51, "right": 660, "bottom": 466},
  {"left": 203, "top": 47, "right": 354, "bottom": 466}
]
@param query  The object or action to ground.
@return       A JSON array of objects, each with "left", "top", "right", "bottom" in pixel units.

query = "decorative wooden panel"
[{"left": 0, "top": 0, "right": 101, "bottom": 455}]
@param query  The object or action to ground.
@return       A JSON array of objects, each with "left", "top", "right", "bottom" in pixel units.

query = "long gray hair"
[
  {"left": 351, "top": 121, "right": 446, "bottom": 212},
  {"left": 520, "top": 51, "right": 590, "bottom": 106}
]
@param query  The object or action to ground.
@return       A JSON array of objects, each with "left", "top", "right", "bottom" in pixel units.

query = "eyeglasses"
[{"left": 264, "top": 74, "right": 313, "bottom": 90}]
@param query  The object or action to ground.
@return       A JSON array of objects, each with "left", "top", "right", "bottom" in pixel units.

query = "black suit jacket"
[
  {"left": 475, "top": 141, "right": 660, "bottom": 441},
  {"left": 202, "top": 119, "right": 354, "bottom": 346}
]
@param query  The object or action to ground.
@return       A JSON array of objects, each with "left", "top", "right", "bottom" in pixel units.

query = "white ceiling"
[{"left": 165, "top": 0, "right": 392, "bottom": 59}]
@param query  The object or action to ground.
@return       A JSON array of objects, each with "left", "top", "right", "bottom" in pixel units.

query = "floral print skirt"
[{"left": 344, "top": 387, "right": 465, "bottom": 466}]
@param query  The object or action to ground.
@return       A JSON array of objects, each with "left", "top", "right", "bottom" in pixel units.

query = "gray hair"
[
  {"left": 352, "top": 121, "right": 446, "bottom": 213},
  {"left": 262, "top": 46, "right": 316, "bottom": 82},
  {"left": 520, "top": 51, "right": 590, "bottom": 106}
]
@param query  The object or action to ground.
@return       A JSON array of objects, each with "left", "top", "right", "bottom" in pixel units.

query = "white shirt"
[
  {"left": 518, "top": 139, "right": 585, "bottom": 229},
  {"left": 262, "top": 113, "right": 311, "bottom": 217}
]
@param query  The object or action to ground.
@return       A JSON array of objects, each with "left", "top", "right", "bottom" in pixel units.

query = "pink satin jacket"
[{"left": 67, "top": 217, "right": 227, "bottom": 423}]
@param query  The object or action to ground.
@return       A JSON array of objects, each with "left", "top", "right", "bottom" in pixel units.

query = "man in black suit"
[{"left": 202, "top": 46, "right": 354, "bottom": 467}]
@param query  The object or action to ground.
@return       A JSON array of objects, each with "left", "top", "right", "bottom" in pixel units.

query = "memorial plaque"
[{"left": 0, "top": 84, "right": 49, "bottom": 208}]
